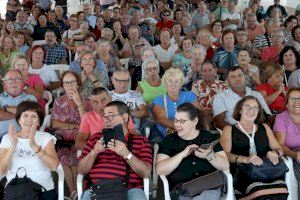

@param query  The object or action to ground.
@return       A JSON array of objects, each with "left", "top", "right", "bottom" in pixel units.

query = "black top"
[
  {"left": 231, "top": 124, "right": 271, "bottom": 158},
  {"left": 158, "top": 131, "right": 222, "bottom": 190}
]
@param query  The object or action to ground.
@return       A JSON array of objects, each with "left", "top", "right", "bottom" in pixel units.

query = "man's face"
[
  {"left": 227, "top": 69, "right": 246, "bottom": 91},
  {"left": 76, "top": 45, "right": 89, "bottom": 55},
  {"left": 3, "top": 71, "right": 24, "bottom": 97},
  {"left": 83, "top": 5, "right": 90, "bottom": 15},
  {"left": 17, "top": 12, "right": 27, "bottom": 23},
  {"left": 91, "top": 92, "right": 111, "bottom": 115},
  {"left": 45, "top": 32, "right": 56, "bottom": 46},
  {"left": 129, "top": 28, "right": 139, "bottom": 40},
  {"left": 84, "top": 37, "right": 95, "bottom": 50},
  {"left": 103, "top": 106, "right": 127, "bottom": 129},
  {"left": 112, "top": 72, "right": 130, "bottom": 94}
]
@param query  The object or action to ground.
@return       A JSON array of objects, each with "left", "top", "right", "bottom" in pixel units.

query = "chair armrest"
[
  {"left": 56, "top": 164, "right": 65, "bottom": 200},
  {"left": 160, "top": 175, "right": 171, "bottom": 200},
  {"left": 222, "top": 170, "right": 234, "bottom": 200},
  {"left": 77, "top": 174, "right": 84, "bottom": 200},
  {"left": 282, "top": 156, "right": 297, "bottom": 200},
  {"left": 143, "top": 178, "right": 150, "bottom": 200}
]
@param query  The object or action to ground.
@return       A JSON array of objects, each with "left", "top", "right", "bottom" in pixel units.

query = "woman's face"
[
  {"left": 271, "top": 32, "right": 284, "bottom": 45},
  {"left": 80, "top": 22, "right": 89, "bottom": 31},
  {"left": 94, "top": 5, "right": 101, "bottom": 14},
  {"left": 38, "top": 15, "right": 47, "bottom": 26},
  {"left": 33, "top": 8, "right": 40, "bottom": 17},
  {"left": 223, "top": 33, "right": 235, "bottom": 48},
  {"left": 98, "top": 42, "right": 111, "bottom": 54},
  {"left": 197, "top": 32, "right": 211, "bottom": 46},
  {"left": 141, "top": 50, "right": 155, "bottom": 61},
  {"left": 251, "top": 3, "right": 259, "bottom": 12},
  {"left": 48, "top": 12, "right": 56, "bottom": 22},
  {"left": 182, "top": 39, "right": 193, "bottom": 52},
  {"left": 175, "top": 11, "right": 183, "bottom": 21},
  {"left": 15, "top": 34, "right": 25, "bottom": 46},
  {"left": 96, "top": 17, "right": 104, "bottom": 28},
  {"left": 271, "top": 8, "right": 281, "bottom": 18},
  {"left": 181, "top": 16, "right": 189, "bottom": 27},
  {"left": 32, "top": 47, "right": 44, "bottom": 63},
  {"left": 213, "top": 22, "right": 222, "bottom": 33},
  {"left": 236, "top": 31, "right": 248, "bottom": 43},
  {"left": 238, "top": 50, "right": 250, "bottom": 65},
  {"left": 145, "top": 61, "right": 159, "bottom": 77},
  {"left": 18, "top": 110, "right": 40, "bottom": 132},
  {"left": 287, "top": 19, "right": 298, "bottom": 31},
  {"left": 172, "top": 24, "right": 182, "bottom": 35},
  {"left": 287, "top": 91, "right": 300, "bottom": 114},
  {"left": 63, "top": 73, "right": 78, "bottom": 96},
  {"left": 294, "top": 27, "right": 300, "bottom": 42},
  {"left": 2, "top": 37, "right": 13, "bottom": 50},
  {"left": 78, "top": 13, "right": 86, "bottom": 21},
  {"left": 81, "top": 53, "right": 95, "bottom": 74},
  {"left": 240, "top": 99, "right": 260, "bottom": 122},
  {"left": 6, "top": 22, "right": 15, "bottom": 33},
  {"left": 129, "top": 28, "right": 139, "bottom": 41},
  {"left": 113, "top": 21, "right": 121, "bottom": 32},
  {"left": 160, "top": 30, "right": 171, "bottom": 42},
  {"left": 14, "top": 58, "right": 29, "bottom": 75},
  {"left": 165, "top": 76, "right": 182, "bottom": 94},
  {"left": 174, "top": 111, "right": 197, "bottom": 137},
  {"left": 283, "top": 50, "right": 296, "bottom": 66},
  {"left": 268, "top": 71, "right": 284, "bottom": 87}
]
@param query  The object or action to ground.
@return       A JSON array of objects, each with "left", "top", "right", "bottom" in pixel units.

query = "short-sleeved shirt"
[
  {"left": 246, "top": 25, "right": 266, "bottom": 42},
  {"left": 138, "top": 80, "right": 167, "bottom": 104},
  {"left": 261, "top": 45, "right": 280, "bottom": 63},
  {"left": 256, "top": 83, "right": 287, "bottom": 112},
  {"left": 221, "top": 11, "right": 241, "bottom": 30},
  {"left": 288, "top": 69, "right": 300, "bottom": 88},
  {"left": 79, "top": 133, "right": 152, "bottom": 189},
  {"left": 212, "top": 87, "right": 271, "bottom": 125},
  {"left": 42, "top": 44, "right": 67, "bottom": 65},
  {"left": 213, "top": 46, "right": 239, "bottom": 71},
  {"left": 29, "top": 64, "right": 59, "bottom": 86},
  {"left": 191, "top": 12, "right": 209, "bottom": 30},
  {"left": 154, "top": 44, "right": 178, "bottom": 63},
  {"left": 156, "top": 20, "right": 174, "bottom": 30},
  {"left": 273, "top": 111, "right": 300, "bottom": 151},
  {"left": 0, "top": 92, "right": 36, "bottom": 137},
  {"left": 109, "top": 90, "right": 146, "bottom": 111},
  {"left": 158, "top": 131, "right": 223, "bottom": 190},
  {"left": 152, "top": 91, "right": 197, "bottom": 137},
  {"left": 25, "top": 74, "right": 46, "bottom": 108}
]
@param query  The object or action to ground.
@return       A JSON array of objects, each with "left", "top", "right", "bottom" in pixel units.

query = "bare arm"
[
  {"left": 133, "top": 105, "right": 149, "bottom": 118},
  {"left": 0, "top": 109, "right": 15, "bottom": 121},
  {"left": 214, "top": 112, "right": 228, "bottom": 130},
  {"left": 47, "top": 81, "right": 61, "bottom": 91},
  {"left": 24, "top": 85, "right": 44, "bottom": 100},
  {"left": 77, "top": 149, "right": 98, "bottom": 175},
  {"left": 126, "top": 153, "right": 151, "bottom": 178},
  {"left": 75, "top": 132, "right": 90, "bottom": 150},
  {"left": 263, "top": 123, "right": 282, "bottom": 153},
  {"left": 258, "top": 90, "right": 282, "bottom": 105},
  {"left": 0, "top": 147, "right": 16, "bottom": 174},
  {"left": 275, "top": 131, "right": 297, "bottom": 160},
  {"left": 152, "top": 105, "right": 174, "bottom": 130},
  {"left": 51, "top": 119, "right": 80, "bottom": 130}
]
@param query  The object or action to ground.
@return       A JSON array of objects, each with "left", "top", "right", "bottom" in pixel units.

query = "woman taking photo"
[
  {"left": 156, "top": 103, "right": 229, "bottom": 199},
  {"left": 0, "top": 101, "right": 59, "bottom": 199},
  {"left": 136, "top": 56, "right": 166, "bottom": 105},
  {"left": 274, "top": 88, "right": 300, "bottom": 199},
  {"left": 220, "top": 96, "right": 287, "bottom": 199},
  {"left": 51, "top": 71, "right": 92, "bottom": 200},
  {"left": 152, "top": 68, "right": 197, "bottom": 139}
]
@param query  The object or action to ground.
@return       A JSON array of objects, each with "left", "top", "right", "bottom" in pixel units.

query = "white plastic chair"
[
  {"left": 40, "top": 114, "right": 51, "bottom": 132},
  {"left": 283, "top": 156, "right": 298, "bottom": 200},
  {"left": 42, "top": 90, "right": 53, "bottom": 116},
  {"left": 160, "top": 170, "right": 234, "bottom": 200},
  {"left": 49, "top": 64, "right": 69, "bottom": 97},
  {"left": 152, "top": 143, "right": 159, "bottom": 198},
  {"left": 32, "top": 40, "right": 46, "bottom": 47},
  {"left": 119, "top": 58, "right": 131, "bottom": 89},
  {"left": 56, "top": 164, "right": 65, "bottom": 200}
]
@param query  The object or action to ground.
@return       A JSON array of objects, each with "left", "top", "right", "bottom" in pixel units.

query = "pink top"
[
  {"left": 26, "top": 74, "right": 46, "bottom": 109},
  {"left": 273, "top": 111, "right": 300, "bottom": 151},
  {"left": 261, "top": 45, "right": 280, "bottom": 63},
  {"left": 79, "top": 111, "right": 136, "bottom": 136}
]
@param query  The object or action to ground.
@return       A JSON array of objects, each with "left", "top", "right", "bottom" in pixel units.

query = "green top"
[
  {"left": 0, "top": 50, "right": 19, "bottom": 77},
  {"left": 139, "top": 80, "right": 167, "bottom": 104}
]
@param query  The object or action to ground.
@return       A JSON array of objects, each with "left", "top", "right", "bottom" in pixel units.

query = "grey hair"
[
  {"left": 191, "top": 44, "right": 207, "bottom": 55},
  {"left": 141, "top": 46, "right": 156, "bottom": 58},
  {"left": 102, "top": 27, "right": 113, "bottom": 34},
  {"left": 97, "top": 38, "right": 111, "bottom": 45},
  {"left": 142, "top": 56, "right": 160, "bottom": 79}
]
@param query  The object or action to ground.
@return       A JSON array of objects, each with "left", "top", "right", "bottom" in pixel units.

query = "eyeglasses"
[
  {"left": 63, "top": 80, "right": 77, "bottom": 86},
  {"left": 135, "top": 44, "right": 145, "bottom": 49},
  {"left": 2, "top": 77, "right": 23, "bottom": 84},
  {"left": 102, "top": 113, "right": 123, "bottom": 121},
  {"left": 113, "top": 77, "right": 130, "bottom": 84},
  {"left": 163, "top": 13, "right": 170, "bottom": 17},
  {"left": 289, "top": 97, "right": 300, "bottom": 103},
  {"left": 81, "top": 57, "right": 94, "bottom": 62},
  {"left": 166, "top": 79, "right": 181, "bottom": 86},
  {"left": 242, "top": 104, "right": 260, "bottom": 111},
  {"left": 272, "top": 35, "right": 283, "bottom": 39},
  {"left": 146, "top": 67, "right": 158, "bottom": 72},
  {"left": 174, "top": 118, "right": 189, "bottom": 125}
]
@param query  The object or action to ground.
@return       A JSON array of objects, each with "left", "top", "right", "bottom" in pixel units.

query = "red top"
[
  {"left": 156, "top": 20, "right": 174, "bottom": 29},
  {"left": 257, "top": 83, "right": 287, "bottom": 112},
  {"left": 79, "top": 132, "right": 152, "bottom": 189}
]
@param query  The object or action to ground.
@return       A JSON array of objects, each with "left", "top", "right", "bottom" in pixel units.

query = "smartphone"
[
  {"left": 102, "top": 128, "right": 115, "bottom": 147},
  {"left": 114, "top": 124, "right": 125, "bottom": 143},
  {"left": 199, "top": 139, "right": 220, "bottom": 150}
]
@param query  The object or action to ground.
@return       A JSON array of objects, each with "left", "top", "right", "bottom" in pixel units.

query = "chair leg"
[{"left": 152, "top": 143, "right": 159, "bottom": 198}]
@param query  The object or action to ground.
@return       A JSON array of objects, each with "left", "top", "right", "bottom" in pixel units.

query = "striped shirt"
[{"left": 79, "top": 133, "right": 152, "bottom": 189}]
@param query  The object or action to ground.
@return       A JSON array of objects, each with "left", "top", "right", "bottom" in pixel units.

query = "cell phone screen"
[{"left": 102, "top": 128, "right": 115, "bottom": 147}]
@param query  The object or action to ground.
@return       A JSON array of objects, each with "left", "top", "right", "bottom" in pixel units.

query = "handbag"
[
  {"left": 177, "top": 170, "right": 226, "bottom": 198},
  {"left": 237, "top": 157, "right": 288, "bottom": 182},
  {"left": 91, "top": 134, "right": 134, "bottom": 200},
  {"left": 3, "top": 168, "right": 46, "bottom": 200}
]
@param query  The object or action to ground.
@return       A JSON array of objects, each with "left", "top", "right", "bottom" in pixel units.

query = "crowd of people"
[{"left": 0, "top": 0, "right": 300, "bottom": 199}]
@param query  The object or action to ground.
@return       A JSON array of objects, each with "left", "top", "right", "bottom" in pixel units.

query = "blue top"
[{"left": 152, "top": 91, "right": 197, "bottom": 137}]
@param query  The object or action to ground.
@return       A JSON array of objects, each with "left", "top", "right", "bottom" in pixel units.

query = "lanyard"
[{"left": 237, "top": 123, "right": 257, "bottom": 155}]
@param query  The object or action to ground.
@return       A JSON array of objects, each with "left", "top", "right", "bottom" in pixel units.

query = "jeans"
[{"left": 81, "top": 188, "right": 147, "bottom": 200}]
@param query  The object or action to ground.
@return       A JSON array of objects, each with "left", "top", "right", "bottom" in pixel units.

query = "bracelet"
[
  {"left": 235, "top": 155, "right": 239, "bottom": 163},
  {"left": 35, "top": 145, "right": 41, "bottom": 154}
]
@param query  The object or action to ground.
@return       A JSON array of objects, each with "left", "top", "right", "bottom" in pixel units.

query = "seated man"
[
  {"left": 42, "top": 29, "right": 68, "bottom": 65},
  {"left": 212, "top": 66, "right": 271, "bottom": 129},
  {"left": 78, "top": 101, "right": 152, "bottom": 200},
  {"left": 110, "top": 68, "right": 148, "bottom": 130},
  {"left": 0, "top": 70, "right": 36, "bottom": 140}
]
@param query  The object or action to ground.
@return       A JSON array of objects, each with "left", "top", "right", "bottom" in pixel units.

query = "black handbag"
[
  {"left": 91, "top": 134, "right": 134, "bottom": 200},
  {"left": 3, "top": 168, "right": 46, "bottom": 200},
  {"left": 237, "top": 157, "right": 288, "bottom": 182}
]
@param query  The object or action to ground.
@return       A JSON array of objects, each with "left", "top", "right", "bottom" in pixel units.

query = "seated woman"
[
  {"left": 51, "top": 71, "right": 92, "bottom": 200},
  {"left": 156, "top": 103, "right": 229, "bottom": 199},
  {"left": 152, "top": 68, "right": 197, "bottom": 139},
  {"left": 0, "top": 101, "right": 59, "bottom": 199},
  {"left": 79, "top": 50, "right": 105, "bottom": 98},
  {"left": 220, "top": 96, "right": 288, "bottom": 199},
  {"left": 279, "top": 46, "right": 300, "bottom": 83},
  {"left": 257, "top": 64, "right": 287, "bottom": 113},
  {"left": 13, "top": 55, "right": 45, "bottom": 109},
  {"left": 136, "top": 56, "right": 167, "bottom": 105},
  {"left": 274, "top": 88, "right": 300, "bottom": 199}
]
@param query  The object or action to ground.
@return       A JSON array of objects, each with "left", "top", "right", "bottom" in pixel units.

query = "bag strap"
[
  {"left": 15, "top": 167, "right": 27, "bottom": 178},
  {"left": 163, "top": 95, "right": 168, "bottom": 118},
  {"left": 237, "top": 123, "right": 257, "bottom": 155},
  {"left": 265, "top": 33, "right": 271, "bottom": 46},
  {"left": 124, "top": 134, "right": 133, "bottom": 187}
]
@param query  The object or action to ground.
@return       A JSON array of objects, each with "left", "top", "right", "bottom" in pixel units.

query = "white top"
[
  {"left": 62, "top": 29, "right": 81, "bottom": 39},
  {"left": 221, "top": 11, "right": 241, "bottom": 30},
  {"left": 154, "top": 44, "right": 178, "bottom": 63},
  {"left": 109, "top": 90, "right": 146, "bottom": 111},
  {"left": 29, "top": 64, "right": 59, "bottom": 86},
  {"left": 212, "top": 87, "right": 271, "bottom": 125},
  {"left": 0, "top": 131, "right": 57, "bottom": 191}
]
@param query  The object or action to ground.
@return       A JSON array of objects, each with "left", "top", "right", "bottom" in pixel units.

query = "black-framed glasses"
[
  {"left": 113, "top": 77, "right": 130, "bottom": 84},
  {"left": 174, "top": 118, "right": 189, "bottom": 125},
  {"left": 63, "top": 80, "right": 77, "bottom": 86},
  {"left": 135, "top": 44, "right": 145, "bottom": 49},
  {"left": 102, "top": 113, "right": 123, "bottom": 121}
]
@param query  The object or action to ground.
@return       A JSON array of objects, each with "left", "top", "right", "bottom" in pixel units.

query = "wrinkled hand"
[
  {"left": 247, "top": 154, "right": 263, "bottom": 166},
  {"left": 8, "top": 123, "right": 18, "bottom": 147},
  {"left": 194, "top": 146, "right": 213, "bottom": 159},
  {"left": 267, "top": 151, "right": 279, "bottom": 165},
  {"left": 182, "top": 144, "right": 199, "bottom": 158},
  {"left": 107, "top": 139, "right": 129, "bottom": 158},
  {"left": 68, "top": 90, "right": 82, "bottom": 106},
  {"left": 81, "top": 71, "right": 87, "bottom": 82},
  {"left": 92, "top": 137, "right": 105, "bottom": 154}
]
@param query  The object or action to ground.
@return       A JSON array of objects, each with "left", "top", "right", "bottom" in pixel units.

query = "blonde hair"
[
  {"left": 12, "top": 55, "right": 29, "bottom": 69},
  {"left": 1, "top": 35, "right": 17, "bottom": 51},
  {"left": 265, "top": 64, "right": 284, "bottom": 80},
  {"left": 79, "top": 50, "right": 96, "bottom": 66},
  {"left": 162, "top": 68, "right": 185, "bottom": 87}
]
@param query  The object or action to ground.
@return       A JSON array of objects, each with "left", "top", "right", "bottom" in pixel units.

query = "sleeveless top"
[
  {"left": 138, "top": 80, "right": 167, "bottom": 104},
  {"left": 231, "top": 124, "right": 271, "bottom": 158}
]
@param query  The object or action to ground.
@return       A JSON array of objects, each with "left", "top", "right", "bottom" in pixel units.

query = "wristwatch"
[{"left": 126, "top": 152, "right": 133, "bottom": 160}]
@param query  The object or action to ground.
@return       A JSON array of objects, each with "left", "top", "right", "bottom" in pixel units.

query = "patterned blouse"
[
  {"left": 81, "top": 68, "right": 105, "bottom": 98},
  {"left": 192, "top": 79, "right": 229, "bottom": 110}
]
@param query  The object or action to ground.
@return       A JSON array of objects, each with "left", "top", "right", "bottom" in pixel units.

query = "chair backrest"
[
  {"left": 40, "top": 114, "right": 51, "bottom": 132},
  {"left": 32, "top": 40, "right": 46, "bottom": 47},
  {"left": 119, "top": 58, "right": 131, "bottom": 89},
  {"left": 42, "top": 90, "right": 53, "bottom": 116}
]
